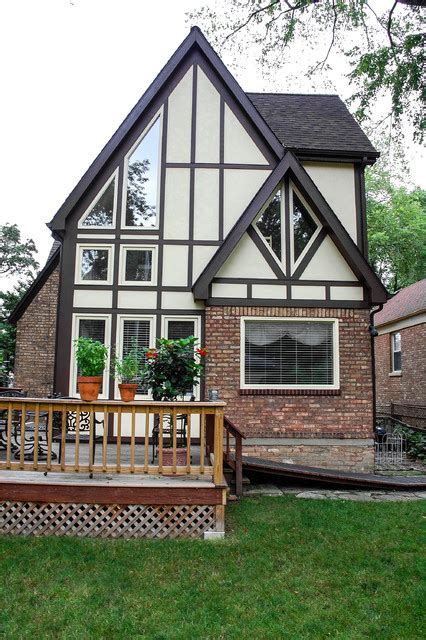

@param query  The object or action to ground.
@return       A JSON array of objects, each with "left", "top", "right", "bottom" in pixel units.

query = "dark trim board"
[
  {"left": 212, "top": 277, "right": 362, "bottom": 287},
  {"left": 206, "top": 298, "right": 370, "bottom": 309}
]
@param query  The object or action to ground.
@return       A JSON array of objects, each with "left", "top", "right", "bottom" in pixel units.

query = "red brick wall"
[
  {"left": 205, "top": 306, "right": 374, "bottom": 439},
  {"left": 375, "top": 323, "right": 426, "bottom": 413},
  {"left": 13, "top": 267, "right": 60, "bottom": 397}
]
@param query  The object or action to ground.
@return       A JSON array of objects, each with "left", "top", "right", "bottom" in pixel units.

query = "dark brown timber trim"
[
  {"left": 247, "top": 226, "right": 286, "bottom": 279},
  {"left": 206, "top": 298, "right": 369, "bottom": 309},
  {"left": 292, "top": 228, "right": 327, "bottom": 279}
]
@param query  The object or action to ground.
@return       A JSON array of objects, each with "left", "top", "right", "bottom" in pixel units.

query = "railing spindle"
[
  {"left": 33, "top": 404, "right": 40, "bottom": 470},
  {"left": 200, "top": 409, "right": 205, "bottom": 474},
  {"left": 6, "top": 403, "right": 13, "bottom": 469},
  {"left": 102, "top": 405, "right": 108, "bottom": 471},
  {"left": 60, "top": 409, "right": 66, "bottom": 471},
  {"left": 172, "top": 408, "right": 177, "bottom": 473},
  {"left": 158, "top": 409, "right": 164, "bottom": 473},
  {"left": 19, "top": 403, "right": 26, "bottom": 469},
  {"left": 144, "top": 408, "right": 149, "bottom": 472},
  {"left": 74, "top": 406, "right": 81, "bottom": 471},
  {"left": 213, "top": 408, "right": 224, "bottom": 485},
  {"left": 130, "top": 406, "right": 136, "bottom": 473},
  {"left": 46, "top": 404, "right": 53, "bottom": 471},
  {"left": 186, "top": 413, "right": 191, "bottom": 474},
  {"left": 88, "top": 408, "right": 94, "bottom": 472},
  {"left": 116, "top": 406, "right": 122, "bottom": 472}
]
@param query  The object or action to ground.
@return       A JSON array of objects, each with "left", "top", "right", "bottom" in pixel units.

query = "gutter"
[{"left": 369, "top": 303, "right": 384, "bottom": 431}]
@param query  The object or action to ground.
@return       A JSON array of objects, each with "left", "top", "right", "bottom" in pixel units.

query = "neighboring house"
[
  {"left": 10, "top": 27, "right": 388, "bottom": 471},
  {"left": 375, "top": 279, "right": 426, "bottom": 427}
]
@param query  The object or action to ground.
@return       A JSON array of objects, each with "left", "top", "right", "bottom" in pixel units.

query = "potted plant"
[
  {"left": 74, "top": 337, "right": 109, "bottom": 402},
  {"left": 141, "top": 337, "right": 208, "bottom": 466},
  {"left": 111, "top": 345, "right": 142, "bottom": 402}
]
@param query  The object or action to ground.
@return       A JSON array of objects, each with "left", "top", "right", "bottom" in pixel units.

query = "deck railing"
[{"left": 0, "top": 398, "right": 225, "bottom": 483}]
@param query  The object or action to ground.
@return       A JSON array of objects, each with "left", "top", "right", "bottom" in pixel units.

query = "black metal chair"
[
  {"left": 0, "top": 390, "right": 27, "bottom": 452},
  {"left": 151, "top": 396, "right": 195, "bottom": 462},
  {"left": 49, "top": 395, "right": 105, "bottom": 465}
]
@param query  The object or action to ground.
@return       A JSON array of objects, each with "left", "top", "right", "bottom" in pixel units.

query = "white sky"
[{"left": 1, "top": 0, "right": 424, "bottom": 282}]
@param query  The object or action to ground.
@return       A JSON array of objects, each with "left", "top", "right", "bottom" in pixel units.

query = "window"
[
  {"left": 163, "top": 316, "right": 201, "bottom": 398},
  {"left": 253, "top": 182, "right": 320, "bottom": 273},
  {"left": 118, "top": 316, "right": 154, "bottom": 395},
  {"left": 79, "top": 172, "right": 117, "bottom": 228},
  {"left": 241, "top": 319, "right": 338, "bottom": 389},
  {"left": 391, "top": 332, "right": 402, "bottom": 372},
  {"left": 119, "top": 246, "right": 156, "bottom": 285},
  {"left": 76, "top": 245, "right": 113, "bottom": 284},
  {"left": 71, "top": 315, "right": 111, "bottom": 396},
  {"left": 123, "top": 116, "right": 161, "bottom": 228}
]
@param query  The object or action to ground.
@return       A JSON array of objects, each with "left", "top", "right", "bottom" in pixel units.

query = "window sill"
[
  {"left": 389, "top": 371, "right": 402, "bottom": 377},
  {"left": 239, "top": 388, "right": 341, "bottom": 396}
]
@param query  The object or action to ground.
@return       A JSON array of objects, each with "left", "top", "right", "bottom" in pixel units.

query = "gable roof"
[
  {"left": 47, "top": 27, "right": 284, "bottom": 235},
  {"left": 247, "top": 93, "right": 379, "bottom": 160},
  {"left": 9, "top": 242, "right": 60, "bottom": 325},
  {"left": 375, "top": 279, "right": 426, "bottom": 327},
  {"left": 192, "top": 151, "right": 388, "bottom": 304}
]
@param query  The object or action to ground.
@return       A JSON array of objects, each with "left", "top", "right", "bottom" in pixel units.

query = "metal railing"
[{"left": 0, "top": 398, "right": 225, "bottom": 483}]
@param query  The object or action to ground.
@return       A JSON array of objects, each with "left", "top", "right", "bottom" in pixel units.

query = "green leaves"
[
  {"left": 74, "top": 337, "right": 109, "bottom": 377},
  {"left": 111, "top": 343, "right": 143, "bottom": 384},
  {"left": 0, "top": 224, "right": 39, "bottom": 277}
]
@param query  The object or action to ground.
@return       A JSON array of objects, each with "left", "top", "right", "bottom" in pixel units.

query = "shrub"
[{"left": 74, "top": 337, "right": 109, "bottom": 377}]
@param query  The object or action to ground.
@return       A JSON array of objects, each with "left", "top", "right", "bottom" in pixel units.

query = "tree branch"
[{"left": 310, "top": 0, "right": 338, "bottom": 72}]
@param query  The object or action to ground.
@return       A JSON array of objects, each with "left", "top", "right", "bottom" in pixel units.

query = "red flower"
[
  {"left": 146, "top": 350, "right": 157, "bottom": 358},
  {"left": 196, "top": 347, "right": 208, "bottom": 357}
]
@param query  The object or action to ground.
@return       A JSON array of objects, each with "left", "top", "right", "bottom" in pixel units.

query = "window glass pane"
[
  {"left": 245, "top": 321, "right": 334, "bottom": 386},
  {"left": 293, "top": 194, "right": 317, "bottom": 261},
  {"left": 393, "top": 351, "right": 401, "bottom": 371},
  {"left": 167, "top": 320, "right": 195, "bottom": 340},
  {"left": 392, "top": 333, "right": 401, "bottom": 371},
  {"left": 81, "top": 249, "right": 109, "bottom": 281},
  {"left": 125, "top": 118, "right": 160, "bottom": 227},
  {"left": 393, "top": 333, "right": 401, "bottom": 352},
  {"left": 82, "top": 180, "right": 115, "bottom": 227},
  {"left": 125, "top": 250, "right": 152, "bottom": 282},
  {"left": 256, "top": 190, "right": 281, "bottom": 260},
  {"left": 123, "top": 320, "right": 151, "bottom": 393},
  {"left": 76, "top": 319, "right": 106, "bottom": 391}
]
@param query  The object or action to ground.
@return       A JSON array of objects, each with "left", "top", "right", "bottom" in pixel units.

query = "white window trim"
[
  {"left": 118, "top": 244, "right": 157, "bottom": 286},
  {"left": 115, "top": 314, "right": 156, "bottom": 399},
  {"left": 121, "top": 109, "right": 163, "bottom": 231},
  {"left": 391, "top": 332, "right": 402, "bottom": 373},
  {"left": 161, "top": 315, "right": 202, "bottom": 400},
  {"left": 240, "top": 316, "right": 340, "bottom": 390},
  {"left": 70, "top": 313, "right": 112, "bottom": 399},
  {"left": 252, "top": 183, "right": 286, "bottom": 273},
  {"left": 290, "top": 184, "right": 322, "bottom": 274},
  {"left": 75, "top": 243, "right": 114, "bottom": 285},
  {"left": 78, "top": 169, "right": 119, "bottom": 229}
]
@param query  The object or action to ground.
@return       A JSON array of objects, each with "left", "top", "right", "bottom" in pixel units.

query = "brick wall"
[
  {"left": 205, "top": 306, "right": 374, "bottom": 440},
  {"left": 13, "top": 267, "right": 60, "bottom": 397},
  {"left": 375, "top": 322, "right": 426, "bottom": 414}
]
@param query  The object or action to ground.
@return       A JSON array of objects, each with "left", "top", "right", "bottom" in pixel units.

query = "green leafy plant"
[
  {"left": 141, "top": 337, "right": 207, "bottom": 401},
  {"left": 401, "top": 427, "right": 426, "bottom": 464},
  {"left": 111, "top": 345, "right": 142, "bottom": 384},
  {"left": 74, "top": 337, "right": 109, "bottom": 377}
]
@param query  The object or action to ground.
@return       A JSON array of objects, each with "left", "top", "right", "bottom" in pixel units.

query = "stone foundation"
[{"left": 243, "top": 438, "right": 375, "bottom": 472}]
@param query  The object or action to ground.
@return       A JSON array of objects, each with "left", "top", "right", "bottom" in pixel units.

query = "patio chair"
[
  {"left": 151, "top": 396, "right": 195, "bottom": 463},
  {"left": 49, "top": 394, "right": 105, "bottom": 465},
  {"left": 0, "top": 390, "right": 27, "bottom": 452}
]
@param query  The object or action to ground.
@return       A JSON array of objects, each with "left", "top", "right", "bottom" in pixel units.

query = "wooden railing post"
[
  {"left": 213, "top": 408, "right": 224, "bottom": 485},
  {"left": 235, "top": 434, "right": 243, "bottom": 497}
]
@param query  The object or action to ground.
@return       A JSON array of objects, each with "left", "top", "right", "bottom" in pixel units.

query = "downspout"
[{"left": 369, "top": 303, "right": 384, "bottom": 432}]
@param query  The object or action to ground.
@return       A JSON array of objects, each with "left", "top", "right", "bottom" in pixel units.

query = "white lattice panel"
[{"left": 0, "top": 502, "right": 216, "bottom": 539}]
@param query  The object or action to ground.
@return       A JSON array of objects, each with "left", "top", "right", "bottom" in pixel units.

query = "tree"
[
  {"left": 188, "top": 0, "right": 425, "bottom": 141},
  {"left": 366, "top": 166, "right": 426, "bottom": 292},
  {"left": 125, "top": 160, "right": 157, "bottom": 227},
  {"left": 0, "top": 224, "right": 39, "bottom": 385}
]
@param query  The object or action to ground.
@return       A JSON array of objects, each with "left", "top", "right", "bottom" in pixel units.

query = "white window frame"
[
  {"left": 121, "top": 109, "right": 163, "bottom": 231},
  {"left": 115, "top": 314, "right": 156, "bottom": 399},
  {"left": 290, "top": 184, "right": 322, "bottom": 274},
  {"left": 240, "top": 317, "right": 340, "bottom": 390},
  {"left": 70, "top": 313, "right": 112, "bottom": 399},
  {"left": 252, "top": 183, "right": 286, "bottom": 271},
  {"left": 391, "top": 332, "right": 402, "bottom": 373},
  {"left": 78, "top": 169, "right": 119, "bottom": 229},
  {"left": 118, "top": 244, "right": 157, "bottom": 286},
  {"left": 75, "top": 243, "right": 114, "bottom": 285},
  {"left": 161, "top": 315, "right": 202, "bottom": 400}
]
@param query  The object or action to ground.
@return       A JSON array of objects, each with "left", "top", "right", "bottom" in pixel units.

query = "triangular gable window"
[
  {"left": 292, "top": 193, "right": 317, "bottom": 262},
  {"left": 80, "top": 173, "right": 117, "bottom": 228},
  {"left": 125, "top": 117, "right": 161, "bottom": 228},
  {"left": 256, "top": 189, "right": 282, "bottom": 261}
]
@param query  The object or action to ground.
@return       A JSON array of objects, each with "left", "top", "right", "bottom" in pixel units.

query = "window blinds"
[
  {"left": 244, "top": 320, "right": 334, "bottom": 386},
  {"left": 76, "top": 319, "right": 107, "bottom": 391},
  {"left": 167, "top": 320, "right": 195, "bottom": 340},
  {"left": 123, "top": 319, "right": 151, "bottom": 393}
]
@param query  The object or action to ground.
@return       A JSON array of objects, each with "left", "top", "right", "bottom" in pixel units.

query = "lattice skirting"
[{"left": 0, "top": 502, "right": 217, "bottom": 539}]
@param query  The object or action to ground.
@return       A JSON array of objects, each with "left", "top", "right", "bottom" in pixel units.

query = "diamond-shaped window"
[
  {"left": 293, "top": 194, "right": 317, "bottom": 261},
  {"left": 256, "top": 189, "right": 282, "bottom": 261}
]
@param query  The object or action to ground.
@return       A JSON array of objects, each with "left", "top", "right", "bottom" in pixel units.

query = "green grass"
[{"left": 0, "top": 497, "right": 424, "bottom": 639}]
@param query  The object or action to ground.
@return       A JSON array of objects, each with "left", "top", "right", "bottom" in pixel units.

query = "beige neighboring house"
[{"left": 375, "top": 279, "right": 426, "bottom": 427}]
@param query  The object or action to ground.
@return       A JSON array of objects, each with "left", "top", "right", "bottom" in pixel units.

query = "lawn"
[{"left": 0, "top": 497, "right": 424, "bottom": 639}]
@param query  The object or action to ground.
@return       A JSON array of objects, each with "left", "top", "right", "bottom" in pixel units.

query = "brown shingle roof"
[
  {"left": 247, "top": 93, "right": 378, "bottom": 158},
  {"left": 375, "top": 279, "right": 426, "bottom": 327}
]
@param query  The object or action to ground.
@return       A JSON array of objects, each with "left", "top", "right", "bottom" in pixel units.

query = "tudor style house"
[{"left": 11, "top": 27, "right": 388, "bottom": 472}]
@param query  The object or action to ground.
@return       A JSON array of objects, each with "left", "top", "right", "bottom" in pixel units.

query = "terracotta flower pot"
[
  {"left": 77, "top": 376, "right": 102, "bottom": 402},
  {"left": 118, "top": 383, "right": 138, "bottom": 402},
  {"left": 162, "top": 447, "right": 187, "bottom": 468}
]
